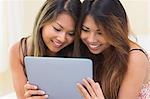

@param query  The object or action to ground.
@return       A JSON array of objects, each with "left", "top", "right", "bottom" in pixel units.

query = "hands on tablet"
[
  {"left": 77, "top": 78, "right": 105, "bottom": 99},
  {"left": 24, "top": 82, "right": 48, "bottom": 99},
  {"left": 24, "top": 78, "right": 103, "bottom": 99}
]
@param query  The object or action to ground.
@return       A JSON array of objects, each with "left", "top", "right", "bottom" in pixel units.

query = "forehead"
[
  {"left": 54, "top": 12, "right": 75, "bottom": 26},
  {"left": 46, "top": 11, "right": 74, "bottom": 24},
  {"left": 83, "top": 15, "right": 99, "bottom": 28},
  {"left": 56, "top": 12, "right": 74, "bottom": 21},
  {"left": 83, "top": 15, "right": 96, "bottom": 25},
  {"left": 44, "top": 11, "right": 75, "bottom": 30},
  {"left": 83, "top": 15, "right": 105, "bottom": 30}
]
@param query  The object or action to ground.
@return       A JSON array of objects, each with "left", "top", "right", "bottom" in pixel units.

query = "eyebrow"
[
  {"left": 82, "top": 25, "right": 100, "bottom": 31},
  {"left": 56, "top": 22, "right": 63, "bottom": 29},
  {"left": 56, "top": 22, "right": 74, "bottom": 32},
  {"left": 82, "top": 25, "right": 90, "bottom": 30}
]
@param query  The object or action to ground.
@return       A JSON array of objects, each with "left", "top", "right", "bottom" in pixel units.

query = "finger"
[
  {"left": 76, "top": 83, "right": 91, "bottom": 99},
  {"left": 82, "top": 79, "right": 96, "bottom": 98},
  {"left": 24, "top": 90, "right": 46, "bottom": 98},
  {"left": 24, "top": 83, "right": 38, "bottom": 91},
  {"left": 76, "top": 83, "right": 84, "bottom": 97},
  {"left": 95, "top": 82, "right": 105, "bottom": 98},
  {"left": 87, "top": 78, "right": 99, "bottom": 96},
  {"left": 27, "top": 95, "right": 48, "bottom": 99},
  {"left": 87, "top": 78, "right": 104, "bottom": 97}
]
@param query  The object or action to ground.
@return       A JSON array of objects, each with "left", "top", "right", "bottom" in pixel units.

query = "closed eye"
[
  {"left": 98, "top": 32, "right": 102, "bottom": 35},
  {"left": 52, "top": 26, "right": 61, "bottom": 32},
  {"left": 81, "top": 27, "right": 89, "bottom": 32},
  {"left": 68, "top": 31, "right": 75, "bottom": 36}
]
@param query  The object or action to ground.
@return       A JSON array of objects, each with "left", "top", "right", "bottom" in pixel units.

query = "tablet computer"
[{"left": 24, "top": 56, "right": 93, "bottom": 99}]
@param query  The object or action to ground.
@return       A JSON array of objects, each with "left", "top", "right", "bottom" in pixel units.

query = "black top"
[
  {"left": 129, "top": 48, "right": 149, "bottom": 61},
  {"left": 19, "top": 37, "right": 28, "bottom": 77}
]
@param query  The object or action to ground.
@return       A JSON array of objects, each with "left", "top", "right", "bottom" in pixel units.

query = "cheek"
[
  {"left": 42, "top": 28, "right": 47, "bottom": 41},
  {"left": 99, "top": 36, "right": 107, "bottom": 43},
  {"left": 80, "top": 33, "right": 86, "bottom": 40},
  {"left": 42, "top": 27, "right": 56, "bottom": 43},
  {"left": 67, "top": 37, "right": 74, "bottom": 44},
  {"left": 46, "top": 29, "right": 55, "bottom": 36},
  {"left": 80, "top": 33, "right": 88, "bottom": 45},
  {"left": 103, "top": 42, "right": 110, "bottom": 48},
  {"left": 43, "top": 26, "right": 57, "bottom": 37},
  {"left": 42, "top": 28, "right": 49, "bottom": 39}
]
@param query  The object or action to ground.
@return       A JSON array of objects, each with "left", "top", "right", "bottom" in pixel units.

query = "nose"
[
  {"left": 87, "top": 32, "right": 97, "bottom": 43},
  {"left": 57, "top": 32, "right": 66, "bottom": 43}
]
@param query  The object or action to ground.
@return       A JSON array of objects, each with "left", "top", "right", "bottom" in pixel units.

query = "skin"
[
  {"left": 10, "top": 12, "right": 75, "bottom": 99},
  {"left": 77, "top": 78, "right": 104, "bottom": 99},
  {"left": 77, "top": 15, "right": 149, "bottom": 99},
  {"left": 80, "top": 15, "right": 110, "bottom": 54},
  {"left": 42, "top": 12, "right": 75, "bottom": 54}
]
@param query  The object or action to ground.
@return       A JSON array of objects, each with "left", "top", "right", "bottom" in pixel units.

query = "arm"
[
  {"left": 10, "top": 42, "right": 48, "bottom": 99},
  {"left": 77, "top": 50, "right": 148, "bottom": 99},
  {"left": 118, "top": 50, "right": 148, "bottom": 99},
  {"left": 9, "top": 42, "right": 27, "bottom": 99}
]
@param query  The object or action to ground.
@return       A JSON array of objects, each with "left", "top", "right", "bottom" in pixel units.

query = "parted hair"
[
  {"left": 74, "top": 0, "right": 131, "bottom": 98},
  {"left": 30, "top": 0, "right": 81, "bottom": 57}
]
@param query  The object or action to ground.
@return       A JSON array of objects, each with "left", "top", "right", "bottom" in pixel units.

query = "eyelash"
[
  {"left": 98, "top": 32, "right": 102, "bottom": 35},
  {"left": 82, "top": 27, "right": 102, "bottom": 35},
  {"left": 53, "top": 26, "right": 61, "bottom": 32},
  {"left": 81, "top": 28, "right": 89, "bottom": 32},
  {"left": 68, "top": 32, "right": 75, "bottom": 36},
  {"left": 53, "top": 26, "right": 74, "bottom": 36}
]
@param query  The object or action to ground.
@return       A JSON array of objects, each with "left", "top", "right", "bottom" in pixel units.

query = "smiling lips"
[
  {"left": 52, "top": 39, "right": 63, "bottom": 48},
  {"left": 88, "top": 44, "right": 101, "bottom": 51}
]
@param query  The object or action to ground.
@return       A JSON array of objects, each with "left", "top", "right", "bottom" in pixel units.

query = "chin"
[
  {"left": 49, "top": 48, "right": 61, "bottom": 54},
  {"left": 90, "top": 50, "right": 101, "bottom": 55},
  {"left": 53, "top": 49, "right": 61, "bottom": 53}
]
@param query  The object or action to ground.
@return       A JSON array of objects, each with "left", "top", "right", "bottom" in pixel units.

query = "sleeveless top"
[
  {"left": 19, "top": 37, "right": 28, "bottom": 77},
  {"left": 129, "top": 49, "right": 150, "bottom": 99},
  {"left": 20, "top": 39, "right": 150, "bottom": 98}
]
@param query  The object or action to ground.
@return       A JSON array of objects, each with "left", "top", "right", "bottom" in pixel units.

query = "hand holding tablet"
[{"left": 24, "top": 56, "right": 93, "bottom": 99}]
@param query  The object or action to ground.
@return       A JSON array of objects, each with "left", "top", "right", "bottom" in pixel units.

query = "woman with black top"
[
  {"left": 74, "top": 0, "right": 150, "bottom": 98},
  {"left": 9, "top": 0, "right": 81, "bottom": 98}
]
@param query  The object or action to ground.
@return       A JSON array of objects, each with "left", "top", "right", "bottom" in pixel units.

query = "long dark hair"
[
  {"left": 74, "top": 0, "right": 130, "bottom": 98},
  {"left": 30, "top": 0, "right": 81, "bottom": 57}
]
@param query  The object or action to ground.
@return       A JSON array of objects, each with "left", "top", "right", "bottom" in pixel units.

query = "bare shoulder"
[
  {"left": 118, "top": 45, "right": 149, "bottom": 98},
  {"left": 128, "top": 49, "right": 148, "bottom": 69},
  {"left": 9, "top": 37, "right": 31, "bottom": 63},
  {"left": 9, "top": 41, "right": 20, "bottom": 52},
  {"left": 129, "top": 42, "right": 148, "bottom": 68},
  {"left": 9, "top": 40, "right": 28, "bottom": 98},
  {"left": 9, "top": 40, "right": 24, "bottom": 72},
  {"left": 127, "top": 42, "right": 149, "bottom": 79},
  {"left": 129, "top": 48, "right": 148, "bottom": 63},
  {"left": 127, "top": 48, "right": 149, "bottom": 84},
  {"left": 9, "top": 41, "right": 21, "bottom": 60}
]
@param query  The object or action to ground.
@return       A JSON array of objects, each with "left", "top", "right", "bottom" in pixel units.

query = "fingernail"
[
  {"left": 34, "top": 86, "right": 37, "bottom": 89},
  {"left": 87, "top": 77, "right": 93, "bottom": 81},
  {"left": 76, "top": 83, "right": 80, "bottom": 86},
  {"left": 82, "top": 79, "right": 86, "bottom": 81},
  {"left": 41, "top": 91, "right": 45, "bottom": 94},
  {"left": 45, "top": 95, "right": 48, "bottom": 98}
]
